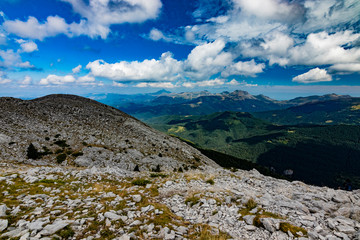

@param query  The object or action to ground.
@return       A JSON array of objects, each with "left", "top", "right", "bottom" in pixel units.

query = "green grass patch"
[
  {"left": 185, "top": 196, "right": 200, "bottom": 207},
  {"left": 279, "top": 222, "right": 307, "bottom": 237},
  {"left": 131, "top": 179, "right": 151, "bottom": 186}
]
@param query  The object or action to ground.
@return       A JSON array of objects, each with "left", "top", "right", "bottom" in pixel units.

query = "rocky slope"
[
  {"left": 0, "top": 94, "right": 217, "bottom": 171},
  {"left": 0, "top": 163, "right": 359, "bottom": 239}
]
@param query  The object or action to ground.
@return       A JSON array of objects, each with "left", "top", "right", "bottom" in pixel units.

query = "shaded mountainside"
[
  {"left": 147, "top": 112, "right": 360, "bottom": 189},
  {"left": 0, "top": 94, "right": 217, "bottom": 171},
  {"left": 254, "top": 97, "right": 360, "bottom": 125}
]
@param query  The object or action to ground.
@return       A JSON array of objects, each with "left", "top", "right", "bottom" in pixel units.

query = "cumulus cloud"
[
  {"left": 292, "top": 68, "right": 332, "bottom": 83},
  {"left": 86, "top": 52, "right": 183, "bottom": 81},
  {"left": 19, "top": 75, "right": 32, "bottom": 87},
  {"left": 17, "top": 40, "right": 38, "bottom": 53},
  {"left": 78, "top": 74, "right": 95, "bottom": 83},
  {"left": 112, "top": 81, "right": 126, "bottom": 87},
  {"left": 241, "top": 30, "right": 360, "bottom": 69},
  {"left": 148, "top": 28, "right": 170, "bottom": 42},
  {"left": 135, "top": 82, "right": 176, "bottom": 88},
  {"left": 329, "top": 63, "right": 360, "bottom": 74},
  {"left": 3, "top": 0, "right": 162, "bottom": 40},
  {"left": 222, "top": 60, "right": 265, "bottom": 77},
  {"left": 287, "top": 31, "right": 360, "bottom": 66},
  {"left": 227, "top": 79, "right": 258, "bottom": 87},
  {"left": 39, "top": 73, "right": 104, "bottom": 86},
  {"left": 39, "top": 74, "right": 76, "bottom": 85},
  {"left": 183, "top": 78, "right": 225, "bottom": 88},
  {"left": 4, "top": 16, "right": 70, "bottom": 40},
  {"left": 185, "top": 39, "right": 233, "bottom": 79},
  {"left": 72, "top": 64, "right": 82, "bottom": 73}
]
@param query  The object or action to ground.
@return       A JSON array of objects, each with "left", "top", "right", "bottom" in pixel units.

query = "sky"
[{"left": 0, "top": 0, "right": 359, "bottom": 99}]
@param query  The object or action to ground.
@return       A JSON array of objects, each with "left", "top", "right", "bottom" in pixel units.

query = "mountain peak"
[{"left": 0, "top": 94, "right": 217, "bottom": 170}]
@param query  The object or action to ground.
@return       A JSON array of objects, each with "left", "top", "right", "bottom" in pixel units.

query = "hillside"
[
  {"left": 147, "top": 112, "right": 360, "bottom": 189},
  {"left": 254, "top": 98, "right": 360, "bottom": 125},
  {"left": 0, "top": 94, "right": 217, "bottom": 171}
]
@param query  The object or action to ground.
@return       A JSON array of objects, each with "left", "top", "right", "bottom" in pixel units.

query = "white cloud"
[
  {"left": 149, "top": 28, "right": 170, "bottom": 42},
  {"left": 227, "top": 79, "right": 239, "bottom": 86},
  {"left": 185, "top": 39, "right": 233, "bottom": 79},
  {"left": 287, "top": 31, "right": 360, "bottom": 67},
  {"left": 183, "top": 78, "right": 225, "bottom": 88},
  {"left": 3, "top": 0, "right": 162, "bottom": 40},
  {"left": 19, "top": 75, "right": 32, "bottom": 87},
  {"left": 3, "top": 16, "right": 69, "bottom": 40},
  {"left": 17, "top": 39, "right": 39, "bottom": 53},
  {"left": 241, "top": 30, "right": 360, "bottom": 69},
  {"left": 86, "top": 52, "right": 183, "bottom": 81},
  {"left": 135, "top": 82, "right": 176, "bottom": 88},
  {"left": 0, "top": 49, "right": 33, "bottom": 68},
  {"left": 112, "top": 81, "right": 126, "bottom": 87},
  {"left": 298, "top": 0, "right": 360, "bottom": 33},
  {"left": 39, "top": 74, "right": 76, "bottom": 85},
  {"left": 39, "top": 73, "right": 105, "bottom": 86},
  {"left": 292, "top": 68, "right": 332, "bottom": 83},
  {"left": 78, "top": 74, "right": 95, "bottom": 83},
  {"left": 329, "top": 63, "right": 360, "bottom": 74},
  {"left": 72, "top": 64, "right": 82, "bottom": 73},
  {"left": 222, "top": 60, "right": 265, "bottom": 77},
  {"left": 233, "top": 0, "right": 304, "bottom": 22}
]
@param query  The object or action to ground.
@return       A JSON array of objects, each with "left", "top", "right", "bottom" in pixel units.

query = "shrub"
[
  {"left": 206, "top": 179, "right": 215, "bottom": 185},
  {"left": 131, "top": 179, "right": 151, "bottom": 186},
  {"left": 245, "top": 199, "right": 257, "bottom": 210},
  {"left": 152, "top": 164, "right": 161, "bottom": 172},
  {"left": 150, "top": 173, "right": 168, "bottom": 178},
  {"left": 57, "top": 226, "right": 75, "bottom": 238},
  {"left": 54, "top": 140, "right": 69, "bottom": 148},
  {"left": 71, "top": 151, "right": 83, "bottom": 157},
  {"left": 185, "top": 196, "right": 200, "bottom": 207},
  {"left": 27, "top": 143, "right": 41, "bottom": 160},
  {"left": 56, "top": 153, "right": 67, "bottom": 164},
  {"left": 134, "top": 165, "right": 140, "bottom": 172}
]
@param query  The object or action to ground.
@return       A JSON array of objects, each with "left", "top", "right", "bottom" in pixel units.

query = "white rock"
[
  {"left": 118, "top": 234, "right": 130, "bottom": 240},
  {"left": 39, "top": 220, "right": 71, "bottom": 236},
  {"left": 260, "top": 218, "right": 276, "bottom": 233},
  {"left": 104, "top": 212, "right": 121, "bottom": 221},
  {"left": 0, "top": 219, "right": 8, "bottom": 232},
  {"left": 0, "top": 205, "right": 7, "bottom": 217},
  {"left": 132, "top": 195, "right": 142, "bottom": 203}
]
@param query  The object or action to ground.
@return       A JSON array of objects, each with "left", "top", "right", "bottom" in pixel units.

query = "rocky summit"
[
  {"left": 0, "top": 95, "right": 359, "bottom": 240},
  {"left": 0, "top": 94, "right": 217, "bottom": 171}
]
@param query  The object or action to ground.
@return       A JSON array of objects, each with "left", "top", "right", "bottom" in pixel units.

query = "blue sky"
[{"left": 0, "top": 0, "right": 359, "bottom": 99}]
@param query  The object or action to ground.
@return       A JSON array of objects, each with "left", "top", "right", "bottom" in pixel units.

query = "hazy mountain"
[
  {"left": 0, "top": 94, "right": 216, "bottom": 171},
  {"left": 117, "top": 90, "right": 352, "bottom": 120},
  {"left": 254, "top": 97, "right": 360, "bottom": 125},
  {"left": 148, "top": 111, "right": 360, "bottom": 189}
]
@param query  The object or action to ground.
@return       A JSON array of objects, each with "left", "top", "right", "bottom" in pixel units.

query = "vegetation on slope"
[{"left": 146, "top": 111, "right": 360, "bottom": 189}]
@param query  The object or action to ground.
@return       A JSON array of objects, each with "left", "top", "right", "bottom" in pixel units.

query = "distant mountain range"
[
  {"left": 253, "top": 97, "right": 360, "bottom": 125},
  {"left": 148, "top": 111, "right": 360, "bottom": 188},
  {"left": 88, "top": 90, "right": 352, "bottom": 122}
]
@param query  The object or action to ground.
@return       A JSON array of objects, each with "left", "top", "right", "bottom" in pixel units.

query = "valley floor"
[{"left": 0, "top": 162, "right": 359, "bottom": 240}]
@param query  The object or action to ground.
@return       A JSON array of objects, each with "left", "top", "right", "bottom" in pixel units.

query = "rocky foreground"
[{"left": 0, "top": 162, "right": 359, "bottom": 240}]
